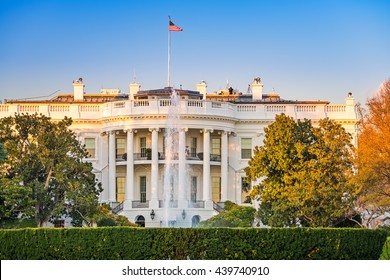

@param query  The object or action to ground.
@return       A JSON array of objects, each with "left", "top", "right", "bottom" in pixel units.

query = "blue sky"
[{"left": 0, "top": 0, "right": 389, "bottom": 104}]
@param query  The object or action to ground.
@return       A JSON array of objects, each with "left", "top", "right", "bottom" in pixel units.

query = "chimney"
[
  {"left": 345, "top": 92, "right": 355, "bottom": 113},
  {"left": 345, "top": 92, "right": 355, "bottom": 105},
  {"left": 73, "top": 78, "right": 85, "bottom": 101},
  {"left": 129, "top": 83, "right": 140, "bottom": 100},
  {"left": 196, "top": 80, "right": 207, "bottom": 100},
  {"left": 252, "top": 77, "right": 263, "bottom": 101}
]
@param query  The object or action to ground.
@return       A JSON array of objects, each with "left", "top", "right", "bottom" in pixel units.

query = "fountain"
[{"left": 162, "top": 89, "right": 189, "bottom": 227}]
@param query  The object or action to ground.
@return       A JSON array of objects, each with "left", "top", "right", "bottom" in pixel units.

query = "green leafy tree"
[
  {"left": 0, "top": 113, "right": 102, "bottom": 227},
  {"left": 198, "top": 201, "right": 256, "bottom": 228},
  {"left": 245, "top": 114, "right": 358, "bottom": 227},
  {"left": 0, "top": 176, "right": 34, "bottom": 222},
  {"left": 0, "top": 142, "right": 6, "bottom": 161}
]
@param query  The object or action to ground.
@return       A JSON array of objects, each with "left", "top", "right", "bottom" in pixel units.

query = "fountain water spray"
[{"left": 162, "top": 89, "right": 189, "bottom": 227}]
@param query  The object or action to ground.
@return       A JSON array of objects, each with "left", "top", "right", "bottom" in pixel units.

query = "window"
[
  {"left": 168, "top": 175, "right": 175, "bottom": 202},
  {"left": 241, "top": 177, "right": 251, "bottom": 203},
  {"left": 192, "top": 215, "right": 200, "bottom": 227},
  {"left": 116, "top": 177, "right": 125, "bottom": 203},
  {"left": 241, "top": 138, "right": 252, "bottom": 159},
  {"left": 135, "top": 215, "right": 145, "bottom": 227},
  {"left": 212, "top": 177, "right": 221, "bottom": 202},
  {"left": 116, "top": 138, "right": 126, "bottom": 159},
  {"left": 211, "top": 138, "right": 221, "bottom": 156},
  {"left": 190, "top": 137, "right": 197, "bottom": 156},
  {"left": 191, "top": 176, "right": 197, "bottom": 202},
  {"left": 54, "top": 219, "right": 65, "bottom": 228},
  {"left": 84, "top": 138, "right": 96, "bottom": 158},
  {"left": 140, "top": 176, "right": 146, "bottom": 203},
  {"left": 140, "top": 137, "right": 146, "bottom": 157}
]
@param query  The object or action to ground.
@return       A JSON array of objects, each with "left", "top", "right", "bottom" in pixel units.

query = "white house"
[{"left": 0, "top": 77, "right": 359, "bottom": 227}]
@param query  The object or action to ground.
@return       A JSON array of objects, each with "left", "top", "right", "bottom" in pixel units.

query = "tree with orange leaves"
[{"left": 353, "top": 80, "right": 390, "bottom": 228}]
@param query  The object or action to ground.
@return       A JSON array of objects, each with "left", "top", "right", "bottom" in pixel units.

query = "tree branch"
[{"left": 44, "top": 167, "right": 53, "bottom": 190}]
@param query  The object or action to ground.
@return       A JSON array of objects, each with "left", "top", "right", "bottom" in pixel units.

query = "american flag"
[{"left": 169, "top": 20, "right": 183, "bottom": 32}]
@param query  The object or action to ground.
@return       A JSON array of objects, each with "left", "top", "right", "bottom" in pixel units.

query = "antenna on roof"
[
  {"left": 16, "top": 89, "right": 61, "bottom": 101},
  {"left": 246, "top": 84, "right": 252, "bottom": 95}
]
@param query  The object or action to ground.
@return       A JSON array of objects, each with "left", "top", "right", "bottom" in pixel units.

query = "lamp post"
[
  {"left": 181, "top": 209, "right": 186, "bottom": 220},
  {"left": 150, "top": 209, "right": 155, "bottom": 220}
]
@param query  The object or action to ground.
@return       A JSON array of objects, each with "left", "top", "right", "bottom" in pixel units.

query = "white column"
[
  {"left": 178, "top": 128, "right": 187, "bottom": 208},
  {"left": 203, "top": 129, "right": 212, "bottom": 207},
  {"left": 235, "top": 172, "right": 242, "bottom": 204},
  {"left": 108, "top": 131, "right": 116, "bottom": 203},
  {"left": 150, "top": 128, "right": 159, "bottom": 208},
  {"left": 221, "top": 131, "right": 228, "bottom": 202},
  {"left": 124, "top": 129, "right": 134, "bottom": 209},
  {"left": 99, "top": 132, "right": 109, "bottom": 203}
]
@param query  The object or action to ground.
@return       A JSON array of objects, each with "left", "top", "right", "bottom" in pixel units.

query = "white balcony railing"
[{"left": 0, "top": 99, "right": 358, "bottom": 121}]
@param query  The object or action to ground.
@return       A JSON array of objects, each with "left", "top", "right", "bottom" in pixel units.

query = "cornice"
[
  {"left": 72, "top": 119, "right": 103, "bottom": 124},
  {"left": 236, "top": 120, "right": 274, "bottom": 124},
  {"left": 51, "top": 115, "right": 359, "bottom": 126},
  {"left": 101, "top": 114, "right": 238, "bottom": 123}
]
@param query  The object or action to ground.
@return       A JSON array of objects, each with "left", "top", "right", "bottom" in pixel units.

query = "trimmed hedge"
[
  {"left": 0, "top": 227, "right": 387, "bottom": 260},
  {"left": 379, "top": 236, "right": 390, "bottom": 260}
]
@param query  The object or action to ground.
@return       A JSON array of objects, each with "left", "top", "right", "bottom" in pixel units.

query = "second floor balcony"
[{"left": 117, "top": 152, "right": 222, "bottom": 162}]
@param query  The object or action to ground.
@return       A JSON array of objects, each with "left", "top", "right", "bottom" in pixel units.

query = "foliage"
[
  {"left": 0, "top": 113, "right": 102, "bottom": 227},
  {"left": 0, "top": 142, "right": 6, "bottom": 162},
  {"left": 97, "top": 218, "right": 117, "bottom": 227},
  {"left": 352, "top": 80, "right": 390, "bottom": 228},
  {"left": 245, "top": 114, "right": 358, "bottom": 227},
  {"left": 0, "top": 176, "right": 34, "bottom": 220},
  {"left": 0, "top": 218, "right": 37, "bottom": 229},
  {"left": 91, "top": 204, "right": 138, "bottom": 227},
  {"left": 378, "top": 225, "right": 390, "bottom": 235},
  {"left": 0, "top": 227, "right": 386, "bottom": 260},
  {"left": 379, "top": 237, "right": 390, "bottom": 260},
  {"left": 114, "top": 215, "right": 137, "bottom": 227},
  {"left": 333, "top": 214, "right": 362, "bottom": 228},
  {"left": 198, "top": 201, "right": 256, "bottom": 228},
  {"left": 145, "top": 148, "right": 152, "bottom": 159}
]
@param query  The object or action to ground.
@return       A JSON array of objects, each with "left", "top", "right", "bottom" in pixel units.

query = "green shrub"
[
  {"left": 0, "top": 227, "right": 386, "bottom": 260},
  {"left": 93, "top": 204, "right": 138, "bottom": 227},
  {"left": 378, "top": 225, "right": 390, "bottom": 235},
  {"left": 0, "top": 218, "right": 37, "bottom": 229},
  {"left": 379, "top": 236, "right": 390, "bottom": 260},
  {"left": 96, "top": 218, "right": 116, "bottom": 227},
  {"left": 199, "top": 201, "right": 256, "bottom": 228},
  {"left": 114, "top": 215, "right": 138, "bottom": 227}
]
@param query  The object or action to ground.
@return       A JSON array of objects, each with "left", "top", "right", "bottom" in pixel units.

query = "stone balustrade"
[{"left": 0, "top": 99, "right": 357, "bottom": 121}]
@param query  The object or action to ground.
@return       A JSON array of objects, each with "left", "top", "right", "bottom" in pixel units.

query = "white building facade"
[{"left": 0, "top": 78, "right": 359, "bottom": 227}]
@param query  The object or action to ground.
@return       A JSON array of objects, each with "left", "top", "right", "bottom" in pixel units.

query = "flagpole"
[{"left": 167, "top": 16, "right": 171, "bottom": 87}]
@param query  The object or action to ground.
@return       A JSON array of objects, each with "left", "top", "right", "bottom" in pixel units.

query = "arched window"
[
  {"left": 135, "top": 215, "right": 145, "bottom": 227},
  {"left": 191, "top": 215, "right": 200, "bottom": 228}
]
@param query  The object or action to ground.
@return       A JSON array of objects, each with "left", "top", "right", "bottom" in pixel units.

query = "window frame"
[
  {"left": 116, "top": 177, "right": 125, "bottom": 203},
  {"left": 191, "top": 176, "right": 197, "bottom": 202},
  {"left": 140, "top": 137, "right": 147, "bottom": 157},
  {"left": 211, "top": 138, "right": 221, "bottom": 156},
  {"left": 190, "top": 137, "right": 197, "bottom": 156},
  {"left": 84, "top": 137, "right": 96, "bottom": 159},
  {"left": 140, "top": 176, "right": 147, "bottom": 203},
  {"left": 241, "top": 138, "right": 252, "bottom": 159},
  {"left": 116, "top": 138, "right": 126, "bottom": 159},
  {"left": 211, "top": 176, "right": 221, "bottom": 202}
]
